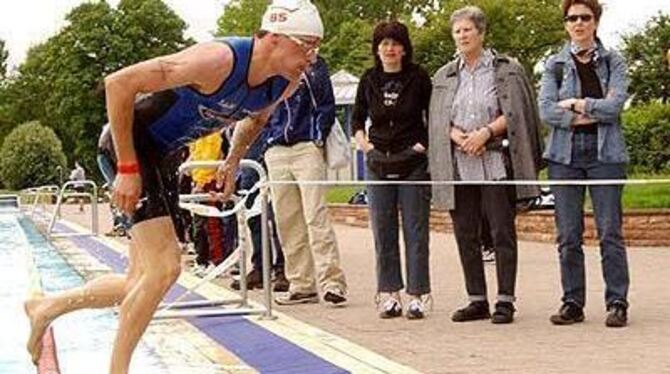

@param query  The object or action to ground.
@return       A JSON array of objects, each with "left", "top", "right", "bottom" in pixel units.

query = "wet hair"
[
  {"left": 562, "top": 0, "right": 603, "bottom": 22},
  {"left": 449, "top": 6, "right": 487, "bottom": 35},
  {"left": 372, "top": 21, "right": 413, "bottom": 69}
]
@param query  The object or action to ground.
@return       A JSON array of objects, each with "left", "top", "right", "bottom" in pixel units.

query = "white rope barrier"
[{"left": 262, "top": 179, "right": 670, "bottom": 187}]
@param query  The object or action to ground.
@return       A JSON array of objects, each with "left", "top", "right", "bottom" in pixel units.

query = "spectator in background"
[
  {"left": 265, "top": 56, "right": 348, "bottom": 306},
  {"left": 69, "top": 161, "right": 87, "bottom": 212},
  {"left": 429, "top": 6, "right": 543, "bottom": 324},
  {"left": 352, "top": 21, "right": 433, "bottom": 319},
  {"left": 230, "top": 129, "right": 289, "bottom": 292},
  {"left": 189, "top": 131, "right": 238, "bottom": 277},
  {"left": 539, "top": 0, "right": 631, "bottom": 328}
]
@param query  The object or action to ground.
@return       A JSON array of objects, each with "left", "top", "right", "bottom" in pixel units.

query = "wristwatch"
[{"left": 570, "top": 102, "right": 576, "bottom": 112}]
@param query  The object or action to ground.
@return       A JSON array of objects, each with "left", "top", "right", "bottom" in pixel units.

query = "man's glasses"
[
  {"left": 564, "top": 14, "right": 594, "bottom": 23},
  {"left": 285, "top": 34, "right": 320, "bottom": 57}
]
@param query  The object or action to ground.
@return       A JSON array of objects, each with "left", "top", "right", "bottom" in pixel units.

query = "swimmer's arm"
[
  {"left": 105, "top": 42, "right": 232, "bottom": 164},
  {"left": 226, "top": 80, "right": 301, "bottom": 163}
]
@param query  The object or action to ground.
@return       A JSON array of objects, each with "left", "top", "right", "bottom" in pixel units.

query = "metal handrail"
[
  {"left": 47, "top": 180, "right": 98, "bottom": 238},
  {"left": 156, "top": 159, "right": 275, "bottom": 320},
  {"left": 21, "top": 185, "right": 61, "bottom": 220}
]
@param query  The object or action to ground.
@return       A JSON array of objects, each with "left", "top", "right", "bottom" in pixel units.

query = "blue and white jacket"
[{"left": 265, "top": 57, "right": 336, "bottom": 148}]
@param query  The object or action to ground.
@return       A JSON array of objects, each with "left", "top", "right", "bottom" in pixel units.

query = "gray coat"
[{"left": 428, "top": 52, "right": 544, "bottom": 210}]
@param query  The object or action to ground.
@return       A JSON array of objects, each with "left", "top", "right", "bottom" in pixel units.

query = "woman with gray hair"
[{"left": 428, "top": 6, "right": 543, "bottom": 324}]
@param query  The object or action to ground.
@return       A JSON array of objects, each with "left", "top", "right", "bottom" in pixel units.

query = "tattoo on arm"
[{"left": 152, "top": 59, "right": 183, "bottom": 83}]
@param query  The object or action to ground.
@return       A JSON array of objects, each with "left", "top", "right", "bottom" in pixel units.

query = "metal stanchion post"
[{"left": 260, "top": 184, "right": 275, "bottom": 319}]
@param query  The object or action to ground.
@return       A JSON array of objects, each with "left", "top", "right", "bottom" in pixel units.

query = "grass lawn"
[
  {"left": 621, "top": 174, "right": 670, "bottom": 209},
  {"left": 326, "top": 186, "right": 361, "bottom": 204},
  {"left": 326, "top": 174, "right": 670, "bottom": 209}
]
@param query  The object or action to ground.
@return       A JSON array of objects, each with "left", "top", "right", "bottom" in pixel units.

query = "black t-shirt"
[
  {"left": 380, "top": 71, "right": 404, "bottom": 107},
  {"left": 352, "top": 64, "right": 432, "bottom": 154},
  {"left": 573, "top": 55, "right": 604, "bottom": 99}
]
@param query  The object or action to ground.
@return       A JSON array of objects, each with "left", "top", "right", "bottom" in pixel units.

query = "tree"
[
  {"left": 0, "top": 0, "right": 191, "bottom": 176},
  {"left": 0, "top": 121, "right": 67, "bottom": 189},
  {"left": 216, "top": 0, "right": 266, "bottom": 36},
  {"left": 215, "top": 0, "right": 432, "bottom": 76},
  {"left": 414, "top": 0, "right": 565, "bottom": 76},
  {"left": 0, "top": 39, "right": 8, "bottom": 80},
  {"left": 622, "top": 13, "right": 670, "bottom": 104}
]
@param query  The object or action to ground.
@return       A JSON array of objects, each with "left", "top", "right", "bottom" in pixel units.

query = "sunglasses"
[
  {"left": 564, "top": 14, "right": 594, "bottom": 23},
  {"left": 285, "top": 34, "right": 320, "bottom": 57}
]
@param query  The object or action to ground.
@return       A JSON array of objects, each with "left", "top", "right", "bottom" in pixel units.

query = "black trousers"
[{"left": 449, "top": 185, "right": 518, "bottom": 302}]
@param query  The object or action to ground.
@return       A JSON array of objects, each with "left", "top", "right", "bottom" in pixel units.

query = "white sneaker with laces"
[{"left": 377, "top": 294, "right": 402, "bottom": 319}]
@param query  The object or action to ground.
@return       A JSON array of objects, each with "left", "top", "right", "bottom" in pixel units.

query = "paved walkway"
[{"left": 57, "top": 203, "right": 670, "bottom": 373}]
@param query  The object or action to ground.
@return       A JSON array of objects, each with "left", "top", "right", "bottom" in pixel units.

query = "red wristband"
[{"left": 117, "top": 162, "right": 140, "bottom": 175}]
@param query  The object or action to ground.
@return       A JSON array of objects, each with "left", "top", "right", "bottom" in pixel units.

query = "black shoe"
[
  {"left": 275, "top": 291, "right": 319, "bottom": 305},
  {"left": 605, "top": 302, "right": 628, "bottom": 328},
  {"left": 451, "top": 301, "right": 490, "bottom": 322},
  {"left": 491, "top": 302, "right": 515, "bottom": 324},
  {"left": 272, "top": 271, "right": 290, "bottom": 293},
  {"left": 323, "top": 288, "right": 347, "bottom": 306},
  {"left": 230, "top": 269, "right": 263, "bottom": 291},
  {"left": 550, "top": 302, "right": 585, "bottom": 325}
]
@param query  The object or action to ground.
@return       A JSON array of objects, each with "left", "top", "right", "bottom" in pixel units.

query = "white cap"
[{"left": 260, "top": 0, "right": 324, "bottom": 39}]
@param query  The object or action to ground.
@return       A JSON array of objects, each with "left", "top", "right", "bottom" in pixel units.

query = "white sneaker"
[
  {"left": 193, "top": 263, "right": 214, "bottom": 278},
  {"left": 376, "top": 294, "right": 402, "bottom": 319},
  {"left": 406, "top": 295, "right": 433, "bottom": 320}
]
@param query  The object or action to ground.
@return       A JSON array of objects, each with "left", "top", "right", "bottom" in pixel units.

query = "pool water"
[{"left": 0, "top": 213, "right": 164, "bottom": 373}]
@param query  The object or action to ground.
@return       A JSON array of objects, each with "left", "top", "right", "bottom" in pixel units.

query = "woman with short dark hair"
[{"left": 352, "top": 20, "right": 433, "bottom": 319}]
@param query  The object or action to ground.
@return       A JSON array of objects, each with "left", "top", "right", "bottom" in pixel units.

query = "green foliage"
[
  {"left": 215, "top": 1, "right": 429, "bottom": 76},
  {"left": 414, "top": 0, "right": 565, "bottom": 75},
  {"left": 319, "top": 19, "right": 374, "bottom": 76},
  {"left": 0, "top": 0, "right": 191, "bottom": 178},
  {"left": 622, "top": 13, "right": 670, "bottom": 104},
  {"left": 622, "top": 102, "right": 670, "bottom": 173},
  {"left": 216, "top": 0, "right": 266, "bottom": 36},
  {"left": 0, "top": 121, "right": 67, "bottom": 190},
  {"left": 0, "top": 39, "right": 7, "bottom": 80}
]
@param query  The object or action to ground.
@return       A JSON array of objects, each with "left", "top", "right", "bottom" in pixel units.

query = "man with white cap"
[{"left": 24, "top": 2, "right": 325, "bottom": 373}]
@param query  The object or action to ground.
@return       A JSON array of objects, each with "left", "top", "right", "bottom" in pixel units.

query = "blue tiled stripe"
[{"left": 65, "top": 231, "right": 348, "bottom": 374}]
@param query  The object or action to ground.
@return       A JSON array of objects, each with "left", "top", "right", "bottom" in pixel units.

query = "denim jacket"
[{"left": 538, "top": 40, "right": 629, "bottom": 165}]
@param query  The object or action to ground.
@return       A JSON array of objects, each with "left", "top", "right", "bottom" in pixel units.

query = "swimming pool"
[{"left": 0, "top": 213, "right": 164, "bottom": 373}]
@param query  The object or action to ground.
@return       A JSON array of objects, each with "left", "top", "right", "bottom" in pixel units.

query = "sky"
[{"left": 1, "top": 0, "right": 669, "bottom": 69}]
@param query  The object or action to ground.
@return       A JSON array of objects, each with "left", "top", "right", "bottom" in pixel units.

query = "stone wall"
[{"left": 328, "top": 204, "right": 670, "bottom": 247}]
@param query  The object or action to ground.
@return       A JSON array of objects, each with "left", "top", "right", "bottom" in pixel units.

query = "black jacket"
[{"left": 352, "top": 63, "right": 432, "bottom": 154}]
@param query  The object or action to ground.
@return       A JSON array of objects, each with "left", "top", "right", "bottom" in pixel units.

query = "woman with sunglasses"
[{"left": 539, "top": 0, "right": 631, "bottom": 327}]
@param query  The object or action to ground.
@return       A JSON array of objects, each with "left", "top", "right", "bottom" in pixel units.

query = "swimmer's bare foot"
[{"left": 24, "top": 297, "right": 51, "bottom": 365}]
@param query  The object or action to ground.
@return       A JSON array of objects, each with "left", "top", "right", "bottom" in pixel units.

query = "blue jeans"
[
  {"left": 366, "top": 159, "right": 431, "bottom": 296},
  {"left": 548, "top": 132, "right": 629, "bottom": 308}
]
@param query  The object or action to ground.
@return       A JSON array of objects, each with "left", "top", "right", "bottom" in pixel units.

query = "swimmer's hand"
[
  {"left": 215, "top": 157, "right": 238, "bottom": 201},
  {"left": 113, "top": 173, "right": 142, "bottom": 215}
]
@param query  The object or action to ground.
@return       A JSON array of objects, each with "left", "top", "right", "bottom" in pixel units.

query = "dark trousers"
[
  {"left": 367, "top": 160, "right": 431, "bottom": 296},
  {"left": 248, "top": 204, "right": 285, "bottom": 273},
  {"left": 548, "top": 132, "right": 629, "bottom": 308},
  {"left": 450, "top": 184, "right": 518, "bottom": 302}
]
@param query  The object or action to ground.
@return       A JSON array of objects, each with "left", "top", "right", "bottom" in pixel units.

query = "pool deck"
[{"left": 26, "top": 203, "right": 670, "bottom": 373}]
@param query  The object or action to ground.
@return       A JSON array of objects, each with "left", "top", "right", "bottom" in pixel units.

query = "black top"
[
  {"left": 573, "top": 55, "right": 604, "bottom": 99},
  {"left": 352, "top": 64, "right": 432, "bottom": 154},
  {"left": 573, "top": 55, "right": 603, "bottom": 134}
]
